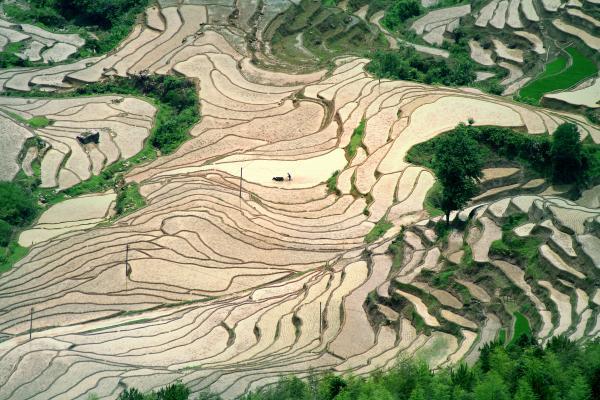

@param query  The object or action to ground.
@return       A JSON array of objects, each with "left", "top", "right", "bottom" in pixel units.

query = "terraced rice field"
[
  {"left": 0, "top": 96, "right": 156, "bottom": 189},
  {"left": 0, "top": 1, "right": 599, "bottom": 399},
  {"left": 519, "top": 47, "right": 598, "bottom": 104},
  {"left": 0, "top": 17, "right": 85, "bottom": 63},
  {"left": 410, "top": 5, "right": 471, "bottom": 46}
]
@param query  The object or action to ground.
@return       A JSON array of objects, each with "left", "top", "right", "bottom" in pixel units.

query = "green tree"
[
  {"left": 155, "top": 381, "right": 190, "bottom": 400},
  {"left": 317, "top": 374, "right": 347, "bottom": 400},
  {"left": 473, "top": 372, "right": 509, "bottom": 400},
  {"left": 409, "top": 385, "right": 426, "bottom": 400},
  {"left": 117, "top": 388, "right": 144, "bottom": 400},
  {"left": 514, "top": 378, "right": 536, "bottom": 400},
  {"left": 431, "top": 124, "right": 484, "bottom": 224},
  {"left": 551, "top": 123, "right": 583, "bottom": 185},
  {"left": 0, "top": 182, "right": 37, "bottom": 226},
  {"left": 565, "top": 375, "right": 591, "bottom": 400},
  {"left": 0, "top": 219, "right": 12, "bottom": 247},
  {"left": 383, "top": 0, "right": 422, "bottom": 30}
]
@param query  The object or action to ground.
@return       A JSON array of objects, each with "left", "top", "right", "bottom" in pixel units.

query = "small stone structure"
[{"left": 77, "top": 130, "right": 100, "bottom": 144}]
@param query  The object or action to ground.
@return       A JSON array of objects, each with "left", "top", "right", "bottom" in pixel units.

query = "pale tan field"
[
  {"left": 0, "top": 2, "right": 598, "bottom": 399},
  {"left": 0, "top": 96, "right": 156, "bottom": 190}
]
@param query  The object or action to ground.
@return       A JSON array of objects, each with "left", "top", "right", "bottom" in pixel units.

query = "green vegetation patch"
[
  {"left": 346, "top": 119, "right": 366, "bottom": 159},
  {"left": 0, "top": 181, "right": 38, "bottom": 255},
  {"left": 490, "top": 213, "right": 544, "bottom": 279},
  {"left": 0, "top": 243, "right": 29, "bottom": 274},
  {"left": 326, "top": 170, "right": 341, "bottom": 195},
  {"left": 408, "top": 123, "right": 600, "bottom": 191},
  {"left": 518, "top": 47, "right": 598, "bottom": 104},
  {"left": 497, "top": 328, "right": 506, "bottom": 345},
  {"left": 423, "top": 181, "right": 444, "bottom": 217},
  {"left": 365, "top": 218, "right": 393, "bottom": 243},
  {"left": 388, "top": 230, "right": 404, "bottom": 270},
  {"left": 509, "top": 311, "right": 532, "bottom": 345},
  {"left": 0, "top": 42, "right": 29, "bottom": 68},
  {"left": 367, "top": 46, "right": 477, "bottom": 87},
  {"left": 115, "top": 182, "right": 146, "bottom": 217},
  {"left": 0, "top": 110, "right": 52, "bottom": 128},
  {"left": 27, "top": 116, "right": 53, "bottom": 128},
  {"left": 381, "top": 0, "right": 422, "bottom": 31}
]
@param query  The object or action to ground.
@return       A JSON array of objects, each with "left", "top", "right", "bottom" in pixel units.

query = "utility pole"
[
  {"left": 125, "top": 244, "right": 129, "bottom": 292},
  {"left": 319, "top": 302, "right": 322, "bottom": 335},
  {"left": 29, "top": 307, "right": 34, "bottom": 340}
]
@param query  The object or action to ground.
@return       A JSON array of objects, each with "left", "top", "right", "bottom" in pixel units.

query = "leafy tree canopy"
[
  {"left": 367, "top": 48, "right": 476, "bottom": 87},
  {"left": 431, "top": 124, "right": 484, "bottom": 222},
  {"left": 0, "top": 182, "right": 37, "bottom": 227},
  {"left": 382, "top": 0, "right": 422, "bottom": 30},
  {"left": 551, "top": 123, "right": 583, "bottom": 185}
]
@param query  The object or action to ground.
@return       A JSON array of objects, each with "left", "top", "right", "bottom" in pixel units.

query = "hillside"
[{"left": 0, "top": 1, "right": 598, "bottom": 399}]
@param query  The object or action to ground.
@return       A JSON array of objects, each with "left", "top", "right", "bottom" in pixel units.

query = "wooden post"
[
  {"left": 29, "top": 307, "right": 34, "bottom": 340},
  {"left": 319, "top": 302, "right": 322, "bottom": 335},
  {"left": 125, "top": 244, "right": 129, "bottom": 292}
]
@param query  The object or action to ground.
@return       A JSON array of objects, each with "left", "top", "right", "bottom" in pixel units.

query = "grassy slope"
[
  {"left": 510, "top": 311, "right": 532, "bottom": 345},
  {"left": 519, "top": 47, "right": 598, "bottom": 104}
]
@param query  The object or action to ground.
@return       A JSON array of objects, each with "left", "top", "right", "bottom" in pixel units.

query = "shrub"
[
  {"left": 0, "top": 182, "right": 37, "bottom": 227},
  {"left": 551, "top": 123, "right": 583, "bottom": 185},
  {"left": 367, "top": 47, "right": 476, "bottom": 87},
  {"left": 431, "top": 124, "right": 483, "bottom": 223},
  {"left": 0, "top": 219, "right": 12, "bottom": 247},
  {"left": 382, "top": 0, "right": 422, "bottom": 30},
  {"left": 365, "top": 218, "right": 393, "bottom": 243},
  {"left": 346, "top": 119, "right": 365, "bottom": 159}
]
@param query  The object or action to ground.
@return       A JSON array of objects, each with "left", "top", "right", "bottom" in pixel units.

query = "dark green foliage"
[
  {"left": 407, "top": 123, "right": 600, "bottom": 190},
  {"left": 431, "top": 124, "right": 484, "bottom": 223},
  {"left": 241, "top": 376, "right": 310, "bottom": 400},
  {"left": 0, "top": 51, "right": 31, "bottom": 69},
  {"left": 367, "top": 47, "right": 476, "bottom": 87},
  {"left": 0, "top": 220, "right": 12, "bottom": 247},
  {"left": 155, "top": 382, "right": 191, "bottom": 400},
  {"left": 326, "top": 170, "right": 341, "bottom": 195},
  {"left": 117, "top": 388, "right": 145, "bottom": 400},
  {"left": 117, "top": 381, "right": 196, "bottom": 400},
  {"left": 388, "top": 231, "right": 405, "bottom": 270},
  {"left": 382, "top": 0, "right": 422, "bottom": 31},
  {"left": 551, "top": 123, "right": 583, "bottom": 185},
  {"left": 195, "top": 393, "right": 222, "bottom": 400},
  {"left": 470, "top": 127, "right": 552, "bottom": 173},
  {"left": 0, "top": 182, "right": 37, "bottom": 226}
]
